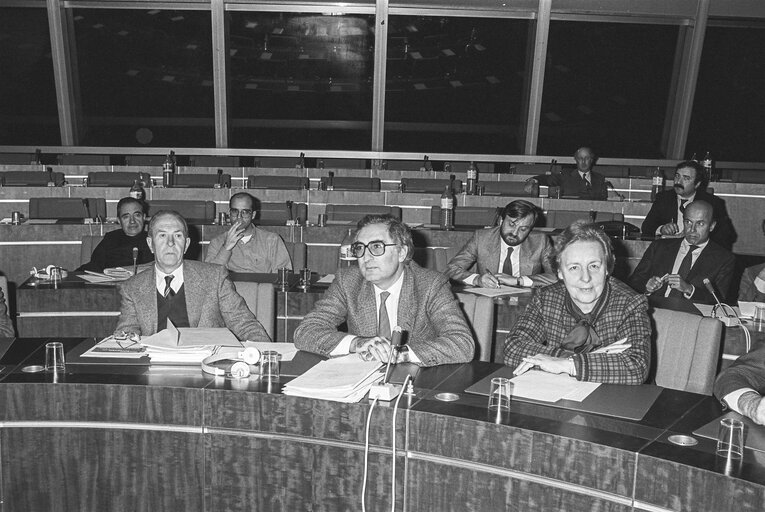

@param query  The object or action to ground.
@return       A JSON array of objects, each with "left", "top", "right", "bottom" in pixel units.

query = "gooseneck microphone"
[
  {"left": 383, "top": 326, "right": 403, "bottom": 384},
  {"left": 132, "top": 247, "right": 139, "bottom": 276},
  {"left": 702, "top": 278, "right": 723, "bottom": 311},
  {"left": 605, "top": 181, "right": 625, "bottom": 201}
]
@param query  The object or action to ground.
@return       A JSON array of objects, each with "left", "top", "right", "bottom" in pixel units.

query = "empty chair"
[
  {"left": 171, "top": 173, "right": 231, "bottom": 188},
  {"left": 124, "top": 155, "right": 167, "bottom": 166},
  {"left": 2, "top": 171, "right": 65, "bottom": 187},
  {"left": 401, "top": 178, "right": 463, "bottom": 194},
  {"left": 544, "top": 210, "right": 624, "bottom": 229},
  {"left": 430, "top": 206, "right": 501, "bottom": 229},
  {"left": 189, "top": 155, "right": 241, "bottom": 167},
  {"left": 256, "top": 202, "right": 308, "bottom": 226},
  {"left": 650, "top": 307, "right": 723, "bottom": 395},
  {"left": 411, "top": 247, "right": 457, "bottom": 273},
  {"left": 28, "top": 198, "right": 107, "bottom": 221},
  {"left": 148, "top": 200, "right": 216, "bottom": 224},
  {"left": 325, "top": 205, "right": 402, "bottom": 223},
  {"left": 87, "top": 172, "right": 153, "bottom": 188},
  {"left": 318, "top": 158, "right": 368, "bottom": 169},
  {"left": 0, "top": 153, "right": 35, "bottom": 164},
  {"left": 480, "top": 181, "right": 537, "bottom": 197},
  {"left": 248, "top": 175, "right": 310, "bottom": 190},
  {"left": 231, "top": 281, "right": 275, "bottom": 339},
  {"left": 455, "top": 292, "right": 495, "bottom": 362},
  {"left": 284, "top": 241, "right": 308, "bottom": 270},
  {"left": 58, "top": 154, "right": 111, "bottom": 166},
  {"left": 320, "top": 176, "right": 380, "bottom": 192}
]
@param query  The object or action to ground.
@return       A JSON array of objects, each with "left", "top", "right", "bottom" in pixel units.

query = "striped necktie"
[
  {"left": 163, "top": 275, "right": 174, "bottom": 298},
  {"left": 378, "top": 291, "right": 391, "bottom": 339}
]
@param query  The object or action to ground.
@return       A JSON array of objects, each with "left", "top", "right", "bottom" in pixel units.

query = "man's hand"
[
  {"left": 477, "top": 272, "right": 499, "bottom": 288},
  {"left": 355, "top": 336, "right": 395, "bottom": 363},
  {"left": 659, "top": 222, "right": 681, "bottom": 236},
  {"left": 757, "top": 266, "right": 765, "bottom": 281},
  {"left": 666, "top": 274, "right": 693, "bottom": 296},
  {"left": 223, "top": 221, "right": 246, "bottom": 251},
  {"left": 645, "top": 275, "right": 666, "bottom": 294},
  {"left": 739, "top": 391, "right": 765, "bottom": 425},
  {"left": 496, "top": 274, "right": 520, "bottom": 287}
]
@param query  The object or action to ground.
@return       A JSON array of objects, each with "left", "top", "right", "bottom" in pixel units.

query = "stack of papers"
[
  {"left": 282, "top": 355, "right": 383, "bottom": 403},
  {"left": 82, "top": 336, "right": 147, "bottom": 359},
  {"left": 510, "top": 370, "right": 601, "bottom": 402},
  {"left": 140, "top": 320, "right": 240, "bottom": 364},
  {"left": 462, "top": 286, "right": 531, "bottom": 298},
  {"left": 79, "top": 268, "right": 133, "bottom": 283}
]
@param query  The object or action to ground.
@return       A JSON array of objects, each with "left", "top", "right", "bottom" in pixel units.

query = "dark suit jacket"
[
  {"left": 628, "top": 238, "right": 736, "bottom": 304},
  {"left": 0, "top": 287, "right": 13, "bottom": 337},
  {"left": 445, "top": 227, "right": 556, "bottom": 287},
  {"left": 293, "top": 262, "right": 474, "bottom": 366},
  {"left": 641, "top": 189, "right": 736, "bottom": 250},
  {"left": 740, "top": 263, "right": 765, "bottom": 303},
  {"left": 536, "top": 169, "right": 608, "bottom": 200},
  {"left": 714, "top": 345, "right": 765, "bottom": 401},
  {"left": 114, "top": 260, "right": 270, "bottom": 341}
]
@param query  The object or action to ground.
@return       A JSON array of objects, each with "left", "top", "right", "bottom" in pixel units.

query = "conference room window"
[
  {"left": 383, "top": 16, "right": 529, "bottom": 154},
  {"left": 538, "top": 21, "right": 677, "bottom": 158},
  {"left": 71, "top": 8, "right": 215, "bottom": 147},
  {"left": 228, "top": 12, "right": 375, "bottom": 150},
  {"left": 0, "top": 7, "right": 60, "bottom": 145},
  {"left": 687, "top": 22, "right": 765, "bottom": 162}
]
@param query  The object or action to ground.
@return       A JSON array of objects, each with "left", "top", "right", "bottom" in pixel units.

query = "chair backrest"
[
  {"left": 320, "top": 176, "right": 380, "bottom": 191},
  {"left": 80, "top": 235, "right": 105, "bottom": 265},
  {"left": 189, "top": 155, "right": 241, "bottom": 167},
  {"left": 401, "top": 178, "right": 463, "bottom": 194},
  {"left": 430, "top": 206, "right": 501, "bottom": 229},
  {"left": 0, "top": 153, "right": 34, "bottom": 164},
  {"left": 87, "top": 172, "right": 153, "bottom": 187},
  {"left": 147, "top": 200, "right": 216, "bottom": 223},
  {"left": 124, "top": 155, "right": 167, "bottom": 166},
  {"left": 650, "top": 307, "right": 723, "bottom": 395},
  {"left": 170, "top": 173, "right": 232, "bottom": 189},
  {"left": 285, "top": 241, "right": 307, "bottom": 270},
  {"left": 256, "top": 202, "right": 309, "bottom": 226},
  {"left": 412, "top": 247, "right": 456, "bottom": 273},
  {"left": 544, "top": 210, "right": 624, "bottom": 229},
  {"left": 455, "top": 292, "right": 495, "bottom": 362},
  {"left": 325, "top": 204, "right": 402, "bottom": 223},
  {"left": 2, "top": 171, "right": 65, "bottom": 187},
  {"left": 232, "top": 281, "right": 275, "bottom": 339},
  {"left": 29, "top": 198, "right": 107, "bottom": 220},
  {"left": 481, "top": 181, "right": 537, "bottom": 197},
  {"left": 248, "top": 175, "right": 310, "bottom": 190},
  {"left": 58, "top": 154, "right": 111, "bottom": 165}
]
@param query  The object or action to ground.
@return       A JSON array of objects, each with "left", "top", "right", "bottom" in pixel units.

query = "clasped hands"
[
  {"left": 352, "top": 336, "right": 398, "bottom": 363},
  {"left": 477, "top": 272, "right": 520, "bottom": 289},
  {"left": 645, "top": 273, "right": 692, "bottom": 296},
  {"left": 513, "top": 354, "right": 574, "bottom": 377}
]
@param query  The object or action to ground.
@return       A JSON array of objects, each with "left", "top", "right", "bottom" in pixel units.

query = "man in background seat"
[
  {"left": 445, "top": 200, "right": 556, "bottom": 288},
  {"left": 526, "top": 147, "right": 608, "bottom": 200},
  {"left": 206, "top": 192, "right": 292, "bottom": 273}
]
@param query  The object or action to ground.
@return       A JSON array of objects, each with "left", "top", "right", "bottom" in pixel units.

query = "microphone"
[
  {"left": 216, "top": 168, "right": 223, "bottom": 187},
  {"left": 605, "top": 181, "right": 625, "bottom": 201},
  {"left": 383, "top": 326, "right": 403, "bottom": 384},
  {"left": 82, "top": 199, "right": 92, "bottom": 222},
  {"left": 702, "top": 278, "right": 726, "bottom": 315},
  {"left": 132, "top": 247, "right": 138, "bottom": 276},
  {"left": 548, "top": 158, "right": 557, "bottom": 174},
  {"left": 285, "top": 200, "right": 294, "bottom": 221}
]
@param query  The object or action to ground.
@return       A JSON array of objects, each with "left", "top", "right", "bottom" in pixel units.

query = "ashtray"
[
  {"left": 668, "top": 434, "right": 698, "bottom": 447},
  {"left": 21, "top": 365, "right": 44, "bottom": 373},
  {"left": 434, "top": 392, "right": 459, "bottom": 402}
]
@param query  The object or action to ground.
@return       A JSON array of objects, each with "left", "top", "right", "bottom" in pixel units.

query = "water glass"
[
  {"left": 716, "top": 417, "right": 745, "bottom": 460},
  {"left": 45, "top": 341, "right": 65, "bottom": 372}
]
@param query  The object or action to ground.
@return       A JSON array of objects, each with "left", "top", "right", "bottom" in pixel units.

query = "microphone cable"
[
  {"left": 361, "top": 396, "right": 379, "bottom": 512},
  {"left": 390, "top": 373, "right": 412, "bottom": 512},
  {"left": 704, "top": 278, "right": 751, "bottom": 355}
]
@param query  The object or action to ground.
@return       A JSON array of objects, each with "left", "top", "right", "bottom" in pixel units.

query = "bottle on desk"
[
  {"left": 327, "top": 171, "right": 335, "bottom": 191},
  {"left": 420, "top": 155, "right": 432, "bottom": 174},
  {"left": 440, "top": 185, "right": 454, "bottom": 231},
  {"left": 466, "top": 161, "right": 479, "bottom": 195},
  {"left": 162, "top": 150, "right": 176, "bottom": 187},
  {"left": 650, "top": 167, "right": 664, "bottom": 202},
  {"left": 338, "top": 228, "right": 356, "bottom": 268},
  {"left": 703, "top": 151, "right": 717, "bottom": 182}
]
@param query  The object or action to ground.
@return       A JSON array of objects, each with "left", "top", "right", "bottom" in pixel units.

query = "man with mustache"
[
  {"left": 641, "top": 160, "right": 735, "bottom": 250},
  {"left": 445, "top": 200, "right": 556, "bottom": 288}
]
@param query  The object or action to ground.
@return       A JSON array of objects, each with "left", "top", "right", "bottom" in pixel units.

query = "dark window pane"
[
  {"left": 687, "top": 24, "right": 765, "bottom": 162},
  {"left": 540, "top": 21, "right": 677, "bottom": 158},
  {"left": 0, "top": 8, "right": 60, "bottom": 145},
  {"left": 384, "top": 16, "right": 529, "bottom": 154},
  {"left": 72, "top": 8, "right": 214, "bottom": 147},
  {"left": 229, "top": 12, "right": 374, "bottom": 150}
]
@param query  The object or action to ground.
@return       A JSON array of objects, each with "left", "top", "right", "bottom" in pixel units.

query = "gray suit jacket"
[
  {"left": 445, "top": 227, "right": 556, "bottom": 287},
  {"left": 293, "top": 262, "right": 474, "bottom": 366},
  {"left": 114, "top": 260, "right": 270, "bottom": 342},
  {"left": 740, "top": 263, "right": 765, "bottom": 303}
]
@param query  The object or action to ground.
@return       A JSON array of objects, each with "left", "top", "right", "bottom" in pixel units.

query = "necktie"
[
  {"left": 676, "top": 245, "right": 699, "bottom": 281},
  {"left": 502, "top": 247, "right": 514, "bottom": 276},
  {"left": 679, "top": 199, "right": 688, "bottom": 215},
  {"left": 163, "top": 275, "right": 174, "bottom": 298},
  {"left": 377, "top": 291, "right": 391, "bottom": 339},
  {"left": 583, "top": 172, "right": 591, "bottom": 188}
]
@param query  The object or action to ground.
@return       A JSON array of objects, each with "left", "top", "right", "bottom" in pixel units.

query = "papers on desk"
[
  {"left": 140, "top": 321, "right": 238, "bottom": 364},
  {"left": 82, "top": 336, "right": 147, "bottom": 358},
  {"left": 462, "top": 286, "right": 531, "bottom": 298},
  {"left": 248, "top": 342, "right": 298, "bottom": 362},
  {"left": 738, "top": 301, "right": 764, "bottom": 319},
  {"left": 510, "top": 370, "right": 601, "bottom": 402},
  {"left": 79, "top": 268, "right": 133, "bottom": 283},
  {"left": 282, "top": 355, "right": 383, "bottom": 403},
  {"left": 316, "top": 274, "right": 335, "bottom": 284}
]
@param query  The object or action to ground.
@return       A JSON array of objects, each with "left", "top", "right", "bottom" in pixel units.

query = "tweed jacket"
[
  {"left": 0, "top": 287, "right": 13, "bottom": 337},
  {"left": 535, "top": 169, "right": 608, "bottom": 200},
  {"left": 628, "top": 238, "right": 736, "bottom": 304},
  {"left": 114, "top": 260, "right": 270, "bottom": 342},
  {"left": 293, "top": 262, "right": 474, "bottom": 366},
  {"left": 714, "top": 345, "right": 765, "bottom": 401},
  {"left": 503, "top": 279, "right": 651, "bottom": 385},
  {"left": 739, "top": 263, "right": 765, "bottom": 303},
  {"left": 445, "top": 227, "right": 557, "bottom": 287},
  {"left": 640, "top": 189, "right": 735, "bottom": 249}
]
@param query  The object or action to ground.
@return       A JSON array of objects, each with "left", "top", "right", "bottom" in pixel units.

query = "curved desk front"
[{"left": 0, "top": 337, "right": 762, "bottom": 511}]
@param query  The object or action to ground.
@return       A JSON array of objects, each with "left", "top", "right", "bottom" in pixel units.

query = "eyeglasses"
[
  {"left": 229, "top": 208, "right": 253, "bottom": 217},
  {"left": 350, "top": 240, "right": 397, "bottom": 258}
]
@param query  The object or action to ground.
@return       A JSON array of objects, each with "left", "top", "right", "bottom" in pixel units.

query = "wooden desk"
[{"left": 0, "top": 338, "right": 761, "bottom": 511}]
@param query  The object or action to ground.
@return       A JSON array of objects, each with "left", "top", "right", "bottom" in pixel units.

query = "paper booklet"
[
  {"left": 282, "top": 355, "right": 383, "bottom": 403},
  {"left": 461, "top": 286, "right": 532, "bottom": 298}
]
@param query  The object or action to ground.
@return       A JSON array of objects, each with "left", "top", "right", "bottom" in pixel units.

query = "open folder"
[{"left": 138, "top": 320, "right": 241, "bottom": 364}]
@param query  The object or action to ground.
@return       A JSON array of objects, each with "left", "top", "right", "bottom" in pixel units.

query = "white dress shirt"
[
  {"left": 154, "top": 264, "right": 184, "bottom": 295},
  {"left": 465, "top": 237, "right": 533, "bottom": 287},
  {"left": 664, "top": 238, "right": 708, "bottom": 298}
]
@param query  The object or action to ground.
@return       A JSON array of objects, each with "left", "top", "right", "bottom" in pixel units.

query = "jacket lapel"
[
  {"left": 182, "top": 262, "right": 203, "bottom": 326},
  {"left": 357, "top": 280, "right": 378, "bottom": 337},
  {"left": 141, "top": 268, "right": 158, "bottom": 334},
  {"left": 396, "top": 266, "right": 415, "bottom": 333},
  {"left": 485, "top": 228, "right": 501, "bottom": 275}
]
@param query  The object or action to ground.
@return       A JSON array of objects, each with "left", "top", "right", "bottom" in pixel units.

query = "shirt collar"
[
  {"left": 155, "top": 263, "right": 184, "bottom": 293},
  {"left": 373, "top": 270, "right": 405, "bottom": 298},
  {"left": 681, "top": 238, "right": 709, "bottom": 251}
]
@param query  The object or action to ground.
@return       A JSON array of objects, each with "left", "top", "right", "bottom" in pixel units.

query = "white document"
[
  {"left": 82, "top": 336, "right": 146, "bottom": 358},
  {"left": 462, "top": 286, "right": 531, "bottom": 298},
  {"left": 139, "top": 321, "right": 238, "bottom": 364},
  {"left": 316, "top": 274, "right": 336, "bottom": 284},
  {"left": 510, "top": 370, "right": 600, "bottom": 403},
  {"left": 739, "top": 301, "right": 765, "bottom": 319},
  {"left": 250, "top": 342, "right": 298, "bottom": 361},
  {"left": 282, "top": 355, "right": 383, "bottom": 402}
]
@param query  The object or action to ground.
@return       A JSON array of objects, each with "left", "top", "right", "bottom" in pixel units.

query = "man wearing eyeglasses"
[
  {"left": 294, "top": 214, "right": 474, "bottom": 366},
  {"left": 206, "top": 192, "right": 292, "bottom": 273},
  {"left": 445, "top": 200, "right": 556, "bottom": 288},
  {"left": 641, "top": 160, "right": 735, "bottom": 250}
]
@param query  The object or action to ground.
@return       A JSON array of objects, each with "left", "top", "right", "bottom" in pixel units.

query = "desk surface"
[{"left": 0, "top": 337, "right": 762, "bottom": 511}]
